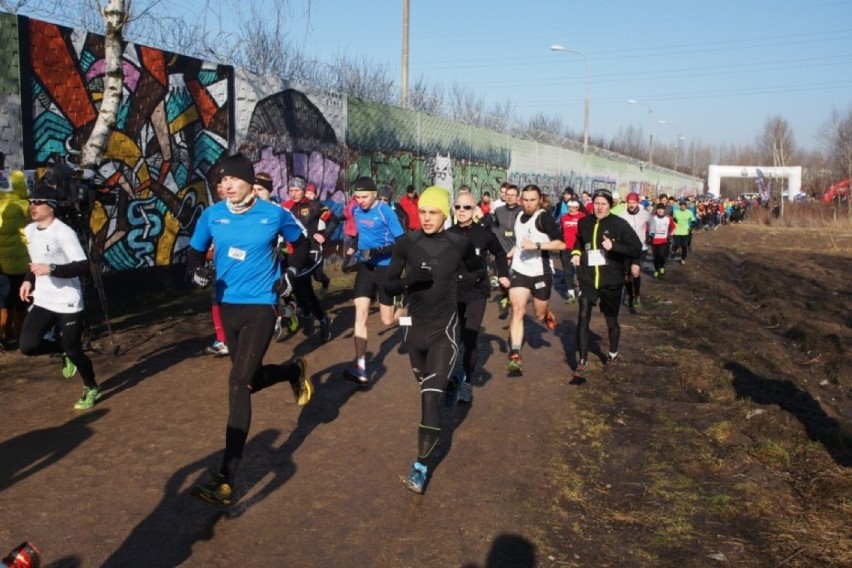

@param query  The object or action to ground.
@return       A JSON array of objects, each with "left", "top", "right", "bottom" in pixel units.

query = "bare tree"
[
  {"left": 407, "top": 77, "right": 445, "bottom": 115},
  {"left": 757, "top": 115, "right": 795, "bottom": 168},
  {"left": 331, "top": 54, "right": 395, "bottom": 104}
]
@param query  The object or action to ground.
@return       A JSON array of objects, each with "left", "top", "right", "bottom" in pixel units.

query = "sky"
[{"left": 166, "top": 0, "right": 852, "bottom": 153}]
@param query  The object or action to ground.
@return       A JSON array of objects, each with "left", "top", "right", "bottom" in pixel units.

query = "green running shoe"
[
  {"left": 62, "top": 355, "right": 78, "bottom": 379},
  {"left": 73, "top": 386, "right": 100, "bottom": 410}
]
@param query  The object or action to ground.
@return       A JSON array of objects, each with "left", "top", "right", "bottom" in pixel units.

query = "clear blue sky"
[{"left": 177, "top": 0, "right": 852, "bottom": 153}]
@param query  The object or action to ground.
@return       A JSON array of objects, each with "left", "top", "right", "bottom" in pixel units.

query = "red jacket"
[
  {"left": 560, "top": 211, "right": 586, "bottom": 249},
  {"left": 398, "top": 193, "right": 421, "bottom": 229},
  {"left": 343, "top": 196, "right": 359, "bottom": 237}
]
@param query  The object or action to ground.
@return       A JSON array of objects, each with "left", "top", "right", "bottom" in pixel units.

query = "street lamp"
[
  {"left": 550, "top": 44, "right": 589, "bottom": 153},
  {"left": 627, "top": 98, "right": 654, "bottom": 166}
]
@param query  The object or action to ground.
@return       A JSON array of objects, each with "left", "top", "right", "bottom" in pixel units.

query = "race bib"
[
  {"left": 228, "top": 247, "right": 246, "bottom": 261},
  {"left": 534, "top": 281, "right": 546, "bottom": 290},
  {"left": 398, "top": 316, "right": 412, "bottom": 326},
  {"left": 587, "top": 249, "right": 606, "bottom": 266},
  {"left": 504, "top": 230, "right": 514, "bottom": 238}
]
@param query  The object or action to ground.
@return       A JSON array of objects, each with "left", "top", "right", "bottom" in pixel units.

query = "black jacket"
[
  {"left": 572, "top": 213, "right": 642, "bottom": 290},
  {"left": 448, "top": 221, "right": 508, "bottom": 300}
]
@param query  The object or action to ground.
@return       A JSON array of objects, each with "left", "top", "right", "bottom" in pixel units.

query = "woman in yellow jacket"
[{"left": 0, "top": 170, "right": 32, "bottom": 342}]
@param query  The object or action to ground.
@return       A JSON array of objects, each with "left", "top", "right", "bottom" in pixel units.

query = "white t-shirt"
[
  {"left": 511, "top": 210, "right": 553, "bottom": 277},
  {"left": 618, "top": 207, "right": 652, "bottom": 251},
  {"left": 24, "top": 219, "right": 87, "bottom": 313}
]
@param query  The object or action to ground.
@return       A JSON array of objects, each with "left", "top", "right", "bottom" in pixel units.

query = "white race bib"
[
  {"left": 228, "top": 247, "right": 246, "bottom": 261},
  {"left": 398, "top": 316, "right": 412, "bottom": 326},
  {"left": 587, "top": 249, "right": 606, "bottom": 266}
]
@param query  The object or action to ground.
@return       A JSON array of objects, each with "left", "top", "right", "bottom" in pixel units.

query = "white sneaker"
[{"left": 206, "top": 340, "right": 229, "bottom": 356}]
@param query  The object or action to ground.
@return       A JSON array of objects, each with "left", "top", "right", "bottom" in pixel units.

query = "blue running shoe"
[
  {"left": 343, "top": 366, "right": 369, "bottom": 387},
  {"left": 405, "top": 462, "right": 428, "bottom": 494},
  {"left": 457, "top": 371, "right": 472, "bottom": 403}
]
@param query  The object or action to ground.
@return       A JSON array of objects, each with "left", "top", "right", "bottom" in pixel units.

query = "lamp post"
[
  {"left": 401, "top": 0, "right": 410, "bottom": 109},
  {"left": 550, "top": 44, "right": 589, "bottom": 153},
  {"left": 627, "top": 98, "right": 654, "bottom": 166}
]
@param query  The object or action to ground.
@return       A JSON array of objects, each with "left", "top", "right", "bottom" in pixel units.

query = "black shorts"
[
  {"left": 353, "top": 264, "right": 393, "bottom": 306},
  {"left": 509, "top": 272, "right": 553, "bottom": 301},
  {"left": 577, "top": 285, "right": 622, "bottom": 317}
]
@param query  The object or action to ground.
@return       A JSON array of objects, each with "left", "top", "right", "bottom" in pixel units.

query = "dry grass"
[{"left": 745, "top": 201, "right": 852, "bottom": 228}]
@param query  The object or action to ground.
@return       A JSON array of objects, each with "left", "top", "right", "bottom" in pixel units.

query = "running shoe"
[
  {"left": 404, "top": 462, "right": 428, "bottom": 494},
  {"left": 679, "top": 259, "right": 686, "bottom": 265},
  {"left": 205, "top": 341, "right": 229, "bottom": 357},
  {"left": 192, "top": 473, "right": 232, "bottom": 506},
  {"left": 73, "top": 386, "right": 101, "bottom": 410},
  {"left": 575, "top": 359, "right": 587, "bottom": 374},
  {"left": 457, "top": 371, "right": 473, "bottom": 403},
  {"left": 343, "top": 366, "right": 369, "bottom": 386},
  {"left": 604, "top": 354, "right": 619, "bottom": 369},
  {"left": 544, "top": 310, "right": 557, "bottom": 331},
  {"left": 634, "top": 297, "right": 642, "bottom": 308},
  {"left": 565, "top": 293, "right": 576, "bottom": 305},
  {"left": 319, "top": 317, "right": 332, "bottom": 343},
  {"left": 288, "top": 357, "right": 312, "bottom": 406},
  {"left": 498, "top": 297, "right": 509, "bottom": 320},
  {"left": 444, "top": 372, "right": 460, "bottom": 407},
  {"left": 62, "top": 355, "right": 78, "bottom": 379},
  {"left": 287, "top": 302, "right": 300, "bottom": 332},
  {"left": 489, "top": 275, "right": 499, "bottom": 289},
  {"left": 507, "top": 350, "right": 523, "bottom": 373},
  {"left": 653, "top": 270, "right": 659, "bottom": 279},
  {"left": 659, "top": 267, "right": 666, "bottom": 276}
]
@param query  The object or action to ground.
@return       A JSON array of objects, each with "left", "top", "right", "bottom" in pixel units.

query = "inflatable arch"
[{"left": 707, "top": 165, "right": 802, "bottom": 200}]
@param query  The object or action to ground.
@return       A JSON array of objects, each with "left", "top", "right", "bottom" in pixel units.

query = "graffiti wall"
[
  {"left": 1, "top": 13, "right": 704, "bottom": 278},
  {"left": 22, "top": 16, "right": 231, "bottom": 271}
]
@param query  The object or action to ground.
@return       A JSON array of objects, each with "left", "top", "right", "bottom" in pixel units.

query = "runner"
[
  {"left": 571, "top": 188, "right": 643, "bottom": 377},
  {"left": 506, "top": 184, "right": 566, "bottom": 374},
  {"left": 672, "top": 200, "right": 697, "bottom": 264},
  {"left": 649, "top": 202, "right": 676, "bottom": 278},
  {"left": 558, "top": 199, "right": 585, "bottom": 304},
  {"left": 17, "top": 183, "right": 101, "bottom": 410},
  {"left": 304, "top": 182, "right": 331, "bottom": 293},
  {"left": 281, "top": 175, "right": 338, "bottom": 343},
  {"left": 490, "top": 184, "right": 521, "bottom": 320},
  {"left": 343, "top": 176, "right": 405, "bottom": 385},
  {"left": 187, "top": 153, "right": 312, "bottom": 506},
  {"left": 447, "top": 191, "right": 510, "bottom": 401},
  {"left": 205, "top": 176, "right": 229, "bottom": 356},
  {"left": 618, "top": 192, "right": 652, "bottom": 313},
  {"left": 383, "top": 186, "right": 482, "bottom": 494}
]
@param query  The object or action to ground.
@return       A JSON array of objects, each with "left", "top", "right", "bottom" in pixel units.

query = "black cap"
[
  {"left": 353, "top": 176, "right": 377, "bottom": 192},
  {"left": 592, "top": 188, "right": 613, "bottom": 206},
  {"left": 28, "top": 183, "right": 60, "bottom": 207},
  {"left": 220, "top": 153, "right": 255, "bottom": 185}
]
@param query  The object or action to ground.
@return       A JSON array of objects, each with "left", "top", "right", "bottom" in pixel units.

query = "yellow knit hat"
[{"left": 419, "top": 186, "right": 450, "bottom": 218}]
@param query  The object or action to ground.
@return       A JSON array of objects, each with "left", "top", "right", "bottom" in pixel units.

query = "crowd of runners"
[{"left": 2, "top": 155, "right": 742, "bottom": 501}]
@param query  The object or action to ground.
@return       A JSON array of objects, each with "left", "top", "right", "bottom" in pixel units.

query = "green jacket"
[{"left": 0, "top": 171, "right": 31, "bottom": 275}]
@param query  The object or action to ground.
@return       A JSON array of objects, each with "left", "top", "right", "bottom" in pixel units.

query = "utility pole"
[{"left": 401, "top": 0, "right": 410, "bottom": 109}]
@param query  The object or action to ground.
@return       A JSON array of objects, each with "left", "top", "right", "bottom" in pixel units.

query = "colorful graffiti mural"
[{"left": 24, "top": 17, "right": 230, "bottom": 270}]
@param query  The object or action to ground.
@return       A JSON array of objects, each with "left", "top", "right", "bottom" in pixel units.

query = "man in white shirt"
[{"left": 18, "top": 183, "right": 100, "bottom": 410}]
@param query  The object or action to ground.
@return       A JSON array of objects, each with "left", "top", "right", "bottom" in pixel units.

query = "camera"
[{"left": 43, "top": 163, "right": 117, "bottom": 215}]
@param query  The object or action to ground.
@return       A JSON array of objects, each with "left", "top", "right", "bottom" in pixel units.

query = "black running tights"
[
  {"left": 457, "top": 296, "right": 486, "bottom": 380},
  {"left": 19, "top": 305, "right": 96, "bottom": 387}
]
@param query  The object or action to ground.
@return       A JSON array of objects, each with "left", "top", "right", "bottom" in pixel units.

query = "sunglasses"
[
  {"left": 454, "top": 204, "right": 474, "bottom": 210},
  {"left": 29, "top": 200, "right": 50, "bottom": 206}
]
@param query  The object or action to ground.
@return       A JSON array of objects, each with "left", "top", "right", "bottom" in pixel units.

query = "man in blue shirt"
[
  {"left": 186, "top": 153, "right": 311, "bottom": 506},
  {"left": 343, "top": 176, "right": 405, "bottom": 385}
]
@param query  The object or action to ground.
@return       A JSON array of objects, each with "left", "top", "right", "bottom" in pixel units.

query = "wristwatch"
[
  {"left": 535, "top": 242, "right": 542, "bottom": 250},
  {"left": 49, "top": 263, "right": 56, "bottom": 274}
]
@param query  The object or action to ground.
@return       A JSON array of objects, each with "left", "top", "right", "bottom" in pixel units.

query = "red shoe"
[{"left": 544, "top": 310, "right": 557, "bottom": 331}]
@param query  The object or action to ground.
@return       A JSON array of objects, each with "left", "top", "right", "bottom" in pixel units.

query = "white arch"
[{"left": 707, "top": 165, "right": 802, "bottom": 200}]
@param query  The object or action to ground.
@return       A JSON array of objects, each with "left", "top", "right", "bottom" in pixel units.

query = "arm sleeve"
[
  {"left": 51, "top": 260, "right": 90, "bottom": 279},
  {"left": 461, "top": 238, "right": 487, "bottom": 282},
  {"left": 536, "top": 213, "right": 564, "bottom": 241},
  {"left": 187, "top": 247, "right": 206, "bottom": 274},
  {"left": 486, "top": 231, "right": 510, "bottom": 278},
  {"left": 382, "top": 239, "right": 409, "bottom": 297}
]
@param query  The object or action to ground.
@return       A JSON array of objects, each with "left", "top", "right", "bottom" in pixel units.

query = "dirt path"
[
  {"left": 0, "top": 270, "right": 582, "bottom": 567},
  {"left": 1, "top": 223, "right": 849, "bottom": 567}
]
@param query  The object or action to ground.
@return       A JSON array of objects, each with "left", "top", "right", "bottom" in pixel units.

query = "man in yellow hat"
[{"left": 384, "top": 185, "right": 483, "bottom": 494}]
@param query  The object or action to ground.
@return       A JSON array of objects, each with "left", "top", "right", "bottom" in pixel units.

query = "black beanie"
[
  {"left": 592, "top": 188, "right": 614, "bottom": 206},
  {"left": 220, "top": 154, "right": 255, "bottom": 185},
  {"left": 353, "top": 176, "right": 377, "bottom": 192}
]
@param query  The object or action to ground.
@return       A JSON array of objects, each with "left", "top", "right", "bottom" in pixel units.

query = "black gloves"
[
  {"left": 274, "top": 267, "right": 298, "bottom": 298},
  {"left": 191, "top": 263, "right": 215, "bottom": 288},
  {"left": 402, "top": 265, "right": 433, "bottom": 289}
]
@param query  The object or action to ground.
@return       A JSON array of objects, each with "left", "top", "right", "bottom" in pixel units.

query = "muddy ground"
[{"left": 0, "top": 223, "right": 849, "bottom": 567}]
